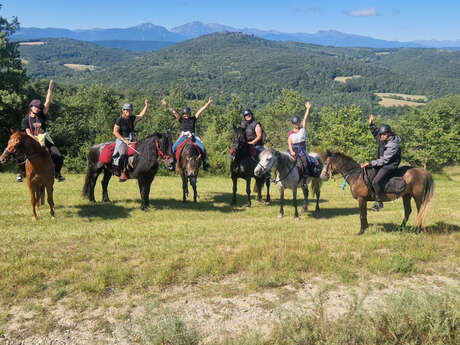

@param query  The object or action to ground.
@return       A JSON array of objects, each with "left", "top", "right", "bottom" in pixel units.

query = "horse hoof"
[
  {"left": 51, "top": 216, "right": 56, "bottom": 220},
  {"left": 103, "top": 199, "right": 111, "bottom": 204},
  {"left": 141, "top": 206, "right": 150, "bottom": 212},
  {"left": 278, "top": 213, "right": 283, "bottom": 218},
  {"left": 294, "top": 216, "right": 300, "bottom": 221},
  {"left": 357, "top": 230, "right": 365, "bottom": 235}
]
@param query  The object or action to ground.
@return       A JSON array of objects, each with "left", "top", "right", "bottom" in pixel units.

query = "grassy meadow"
[{"left": 0, "top": 168, "right": 459, "bottom": 342}]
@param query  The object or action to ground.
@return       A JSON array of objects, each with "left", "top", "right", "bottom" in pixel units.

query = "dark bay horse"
[
  {"left": 254, "top": 148, "right": 323, "bottom": 219},
  {"left": 176, "top": 139, "right": 202, "bottom": 202},
  {"left": 1, "top": 130, "right": 55, "bottom": 220},
  {"left": 230, "top": 127, "right": 270, "bottom": 207},
  {"left": 83, "top": 133, "right": 174, "bottom": 210},
  {"left": 320, "top": 150, "right": 434, "bottom": 234}
]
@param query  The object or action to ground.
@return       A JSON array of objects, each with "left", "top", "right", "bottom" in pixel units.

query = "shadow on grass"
[
  {"left": 305, "top": 206, "right": 360, "bottom": 219},
  {"left": 378, "top": 222, "right": 460, "bottom": 234},
  {"left": 76, "top": 202, "right": 134, "bottom": 219}
]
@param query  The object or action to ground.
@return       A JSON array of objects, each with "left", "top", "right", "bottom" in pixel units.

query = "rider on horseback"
[
  {"left": 241, "top": 109, "right": 265, "bottom": 156},
  {"left": 361, "top": 114, "right": 402, "bottom": 211},
  {"left": 288, "top": 101, "right": 312, "bottom": 188},
  {"left": 161, "top": 97, "right": 213, "bottom": 170},
  {"left": 20, "top": 80, "right": 66, "bottom": 182},
  {"left": 113, "top": 99, "right": 149, "bottom": 182}
]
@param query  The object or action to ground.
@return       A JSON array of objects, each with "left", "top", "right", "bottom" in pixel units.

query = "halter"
[{"left": 155, "top": 138, "right": 172, "bottom": 162}]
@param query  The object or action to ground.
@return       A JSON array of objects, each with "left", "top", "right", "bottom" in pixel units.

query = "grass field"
[
  {"left": 63, "top": 63, "right": 96, "bottom": 71},
  {"left": 0, "top": 169, "right": 459, "bottom": 343},
  {"left": 375, "top": 92, "right": 428, "bottom": 107},
  {"left": 333, "top": 75, "right": 361, "bottom": 83}
]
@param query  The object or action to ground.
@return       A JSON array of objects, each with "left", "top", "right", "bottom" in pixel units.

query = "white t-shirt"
[{"left": 288, "top": 128, "right": 307, "bottom": 144}]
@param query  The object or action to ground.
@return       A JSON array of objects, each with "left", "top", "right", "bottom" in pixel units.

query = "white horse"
[{"left": 254, "top": 148, "right": 323, "bottom": 219}]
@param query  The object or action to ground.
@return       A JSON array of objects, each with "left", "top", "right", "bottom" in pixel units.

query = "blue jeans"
[{"left": 173, "top": 135, "right": 206, "bottom": 155}]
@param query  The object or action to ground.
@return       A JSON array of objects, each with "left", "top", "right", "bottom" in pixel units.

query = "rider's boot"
[
  {"left": 118, "top": 155, "right": 128, "bottom": 182},
  {"left": 370, "top": 199, "right": 384, "bottom": 211}
]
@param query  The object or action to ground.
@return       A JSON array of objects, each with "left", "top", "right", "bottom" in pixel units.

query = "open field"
[
  {"left": 63, "top": 63, "right": 96, "bottom": 71},
  {"left": 0, "top": 169, "right": 459, "bottom": 343},
  {"left": 18, "top": 41, "right": 46, "bottom": 46},
  {"left": 375, "top": 92, "right": 428, "bottom": 107},
  {"left": 333, "top": 75, "right": 361, "bottom": 83}
]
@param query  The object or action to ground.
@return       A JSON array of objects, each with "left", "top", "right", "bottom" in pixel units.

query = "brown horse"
[
  {"left": 176, "top": 140, "right": 202, "bottom": 202},
  {"left": 1, "top": 130, "right": 55, "bottom": 220},
  {"left": 320, "top": 150, "right": 434, "bottom": 234}
]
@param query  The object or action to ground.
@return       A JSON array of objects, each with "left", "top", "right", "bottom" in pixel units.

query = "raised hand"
[{"left": 368, "top": 114, "right": 375, "bottom": 125}]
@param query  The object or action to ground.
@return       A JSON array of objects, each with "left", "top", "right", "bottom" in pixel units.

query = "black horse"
[
  {"left": 176, "top": 139, "right": 202, "bottom": 202},
  {"left": 82, "top": 133, "right": 174, "bottom": 210},
  {"left": 230, "top": 127, "right": 270, "bottom": 207}
]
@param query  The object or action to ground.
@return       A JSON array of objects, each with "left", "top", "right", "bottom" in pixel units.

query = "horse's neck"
[
  {"left": 336, "top": 156, "right": 361, "bottom": 177},
  {"left": 274, "top": 151, "right": 294, "bottom": 173}
]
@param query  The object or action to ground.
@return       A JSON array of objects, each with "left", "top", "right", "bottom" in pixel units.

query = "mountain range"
[{"left": 11, "top": 22, "right": 460, "bottom": 49}]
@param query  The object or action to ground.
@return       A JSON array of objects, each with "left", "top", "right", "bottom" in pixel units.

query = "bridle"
[{"left": 155, "top": 138, "right": 172, "bottom": 163}]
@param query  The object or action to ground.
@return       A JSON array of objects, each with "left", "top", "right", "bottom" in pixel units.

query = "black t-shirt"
[
  {"left": 21, "top": 111, "right": 46, "bottom": 135},
  {"left": 179, "top": 116, "right": 197, "bottom": 133},
  {"left": 115, "top": 116, "right": 136, "bottom": 138}
]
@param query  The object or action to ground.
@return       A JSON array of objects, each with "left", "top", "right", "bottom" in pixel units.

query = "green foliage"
[
  {"left": 398, "top": 95, "right": 460, "bottom": 170},
  {"left": 0, "top": 6, "right": 28, "bottom": 149}
]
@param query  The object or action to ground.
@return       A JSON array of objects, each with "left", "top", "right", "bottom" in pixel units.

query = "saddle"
[
  {"left": 99, "top": 142, "right": 137, "bottom": 165},
  {"left": 363, "top": 166, "right": 409, "bottom": 194},
  {"left": 175, "top": 138, "right": 202, "bottom": 162},
  {"left": 295, "top": 154, "right": 323, "bottom": 178}
]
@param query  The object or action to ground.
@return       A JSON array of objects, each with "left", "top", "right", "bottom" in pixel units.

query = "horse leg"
[
  {"left": 138, "top": 175, "right": 154, "bottom": 211},
  {"left": 313, "top": 179, "right": 321, "bottom": 213},
  {"left": 29, "top": 184, "right": 38, "bottom": 221},
  {"left": 293, "top": 187, "right": 299, "bottom": 220},
  {"left": 39, "top": 185, "right": 45, "bottom": 206},
  {"left": 358, "top": 197, "right": 368, "bottom": 235},
  {"left": 101, "top": 168, "right": 112, "bottom": 203},
  {"left": 401, "top": 194, "right": 412, "bottom": 227},
  {"left": 265, "top": 177, "right": 271, "bottom": 205},
  {"left": 231, "top": 174, "right": 237, "bottom": 205},
  {"left": 182, "top": 173, "right": 188, "bottom": 202},
  {"left": 278, "top": 186, "right": 284, "bottom": 218},
  {"left": 245, "top": 178, "right": 251, "bottom": 207},
  {"left": 301, "top": 184, "right": 309, "bottom": 213},
  {"left": 255, "top": 178, "right": 263, "bottom": 202},
  {"left": 45, "top": 183, "right": 55, "bottom": 219}
]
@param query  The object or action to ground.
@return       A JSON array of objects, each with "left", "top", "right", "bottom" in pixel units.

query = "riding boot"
[
  {"left": 118, "top": 155, "right": 128, "bottom": 182},
  {"left": 370, "top": 199, "right": 384, "bottom": 211}
]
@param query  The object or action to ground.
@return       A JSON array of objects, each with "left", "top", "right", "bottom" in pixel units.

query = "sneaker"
[
  {"left": 16, "top": 175, "right": 23, "bottom": 182},
  {"left": 370, "top": 201, "right": 383, "bottom": 212},
  {"left": 119, "top": 172, "right": 128, "bottom": 182},
  {"left": 57, "top": 175, "right": 66, "bottom": 182}
]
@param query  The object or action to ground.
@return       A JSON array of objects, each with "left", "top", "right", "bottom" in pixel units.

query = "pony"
[
  {"left": 254, "top": 148, "right": 323, "bottom": 219},
  {"left": 320, "top": 150, "right": 434, "bottom": 234},
  {"left": 82, "top": 133, "right": 174, "bottom": 210},
  {"left": 175, "top": 139, "right": 202, "bottom": 202},
  {"left": 230, "top": 127, "right": 270, "bottom": 207},
  {"left": 1, "top": 130, "right": 55, "bottom": 220}
]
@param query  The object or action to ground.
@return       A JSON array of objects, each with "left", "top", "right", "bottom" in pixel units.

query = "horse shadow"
[
  {"left": 305, "top": 206, "right": 360, "bottom": 219},
  {"left": 75, "top": 202, "right": 134, "bottom": 220},
  {"left": 212, "top": 192, "right": 270, "bottom": 209},
  {"left": 377, "top": 222, "right": 460, "bottom": 234}
]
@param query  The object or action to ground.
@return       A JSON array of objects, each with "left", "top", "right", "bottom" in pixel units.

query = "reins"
[
  {"left": 155, "top": 138, "right": 171, "bottom": 162},
  {"left": 272, "top": 156, "right": 297, "bottom": 184}
]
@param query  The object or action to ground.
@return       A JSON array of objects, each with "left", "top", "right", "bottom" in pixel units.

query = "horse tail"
[
  {"left": 311, "top": 177, "right": 322, "bottom": 197},
  {"left": 416, "top": 171, "right": 434, "bottom": 228}
]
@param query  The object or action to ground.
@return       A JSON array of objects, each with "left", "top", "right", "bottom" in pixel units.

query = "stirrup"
[{"left": 370, "top": 201, "right": 383, "bottom": 211}]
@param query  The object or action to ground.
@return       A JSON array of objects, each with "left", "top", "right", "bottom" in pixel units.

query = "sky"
[{"left": 1, "top": 0, "right": 459, "bottom": 42}]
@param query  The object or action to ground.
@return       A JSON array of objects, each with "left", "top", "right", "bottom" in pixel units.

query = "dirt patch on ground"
[{"left": 2, "top": 274, "right": 459, "bottom": 344}]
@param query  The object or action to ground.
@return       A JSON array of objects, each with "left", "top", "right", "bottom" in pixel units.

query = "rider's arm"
[
  {"left": 288, "top": 136, "right": 295, "bottom": 156},
  {"left": 135, "top": 99, "right": 149, "bottom": 121},
  {"left": 113, "top": 124, "right": 130, "bottom": 144},
  {"left": 161, "top": 98, "right": 181, "bottom": 120},
  {"left": 302, "top": 101, "right": 311, "bottom": 129},
  {"left": 43, "top": 80, "right": 54, "bottom": 115},
  {"left": 25, "top": 128, "right": 39, "bottom": 142},
  {"left": 195, "top": 97, "right": 213, "bottom": 119},
  {"left": 368, "top": 114, "right": 379, "bottom": 140},
  {"left": 248, "top": 124, "right": 263, "bottom": 145}
]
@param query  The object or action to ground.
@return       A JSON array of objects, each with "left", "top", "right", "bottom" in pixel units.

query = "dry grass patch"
[
  {"left": 63, "top": 63, "right": 96, "bottom": 71},
  {"left": 334, "top": 75, "right": 361, "bottom": 83},
  {"left": 375, "top": 92, "right": 428, "bottom": 107},
  {"left": 18, "top": 41, "right": 46, "bottom": 46}
]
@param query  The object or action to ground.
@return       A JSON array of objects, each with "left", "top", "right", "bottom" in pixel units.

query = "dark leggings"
[
  {"left": 45, "top": 139, "right": 64, "bottom": 177},
  {"left": 372, "top": 166, "right": 394, "bottom": 200}
]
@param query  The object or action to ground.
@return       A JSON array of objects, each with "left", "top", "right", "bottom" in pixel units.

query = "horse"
[
  {"left": 82, "top": 133, "right": 174, "bottom": 210},
  {"left": 320, "top": 150, "right": 434, "bottom": 234},
  {"left": 176, "top": 139, "right": 203, "bottom": 202},
  {"left": 230, "top": 127, "right": 270, "bottom": 207},
  {"left": 254, "top": 148, "right": 323, "bottom": 219},
  {"left": 1, "top": 130, "right": 55, "bottom": 220}
]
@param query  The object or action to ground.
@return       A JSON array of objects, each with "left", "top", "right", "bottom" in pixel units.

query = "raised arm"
[
  {"left": 302, "top": 101, "right": 311, "bottom": 129},
  {"left": 195, "top": 97, "right": 213, "bottom": 119},
  {"left": 368, "top": 114, "right": 379, "bottom": 139},
  {"left": 161, "top": 99, "right": 181, "bottom": 120},
  {"left": 43, "top": 80, "right": 54, "bottom": 115},
  {"left": 135, "top": 99, "right": 149, "bottom": 121}
]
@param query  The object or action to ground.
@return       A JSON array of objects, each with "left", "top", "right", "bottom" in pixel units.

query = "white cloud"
[{"left": 346, "top": 8, "right": 378, "bottom": 17}]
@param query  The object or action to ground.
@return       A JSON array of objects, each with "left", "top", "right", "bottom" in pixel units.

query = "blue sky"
[{"left": 1, "top": 0, "right": 459, "bottom": 41}]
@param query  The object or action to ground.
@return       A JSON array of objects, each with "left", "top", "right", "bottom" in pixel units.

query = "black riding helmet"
[
  {"left": 243, "top": 109, "right": 253, "bottom": 118},
  {"left": 182, "top": 106, "right": 191, "bottom": 115},
  {"left": 378, "top": 124, "right": 392, "bottom": 135},
  {"left": 291, "top": 116, "right": 300, "bottom": 125}
]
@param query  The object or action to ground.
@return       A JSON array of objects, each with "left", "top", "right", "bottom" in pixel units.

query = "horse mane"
[
  {"left": 133, "top": 133, "right": 161, "bottom": 171},
  {"left": 327, "top": 151, "right": 361, "bottom": 173}
]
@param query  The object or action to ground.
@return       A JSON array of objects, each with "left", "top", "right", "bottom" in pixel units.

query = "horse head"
[
  {"left": 0, "top": 130, "right": 24, "bottom": 164},
  {"left": 320, "top": 150, "right": 360, "bottom": 181},
  {"left": 254, "top": 148, "right": 276, "bottom": 177},
  {"left": 230, "top": 127, "right": 247, "bottom": 160},
  {"left": 157, "top": 133, "right": 175, "bottom": 171}
]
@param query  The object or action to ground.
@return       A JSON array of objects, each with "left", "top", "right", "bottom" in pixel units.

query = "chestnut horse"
[
  {"left": 0, "top": 130, "right": 55, "bottom": 220},
  {"left": 320, "top": 150, "right": 434, "bottom": 234}
]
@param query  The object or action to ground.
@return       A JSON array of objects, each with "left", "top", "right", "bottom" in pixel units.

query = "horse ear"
[{"left": 10, "top": 128, "right": 17, "bottom": 134}]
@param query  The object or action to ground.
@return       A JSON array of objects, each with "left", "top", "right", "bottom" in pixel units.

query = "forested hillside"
[{"left": 18, "top": 38, "right": 143, "bottom": 79}]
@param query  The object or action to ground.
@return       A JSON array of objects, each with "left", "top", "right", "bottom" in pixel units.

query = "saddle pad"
[
  {"left": 175, "top": 139, "right": 202, "bottom": 161},
  {"left": 99, "top": 142, "right": 137, "bottom": 164}
]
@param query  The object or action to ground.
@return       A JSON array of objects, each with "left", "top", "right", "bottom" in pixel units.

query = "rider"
[
  {"left": 161, "top": 97, "right": 212, "bottom": 170},
  {"left": 20, "top": 80, "right": 66, "bottom": 182},
  {"left": 361, "top": 114, "right": 402, "bottom": 211},
  {"left": 288, "top": 101, "right": 311, "bottom": 186},
  {"left": 240, "top": 109, "right": 265, "bottom": 155},
  {"left": 113, "top": 99, "right": 149, "bottom": 182}
]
